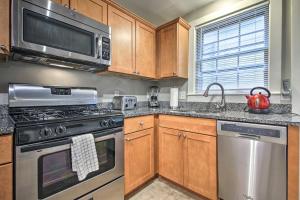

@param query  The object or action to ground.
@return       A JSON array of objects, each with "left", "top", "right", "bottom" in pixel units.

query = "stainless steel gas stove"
[{"left": 9, "top": 84, "right": 124, "bottom": 200}]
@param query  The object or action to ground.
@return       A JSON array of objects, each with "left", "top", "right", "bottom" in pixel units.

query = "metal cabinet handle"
[
  {"left": 183, "top": 134, "right": 187, "bottom": 139},
  {"left": 136, "top": 71, "right": 140, "bottom": 75},
  {"left": 125, "top": 138, "right": 130, "bottom": 142},
  {"left": 139, "top": 121, "right": 144, "bottom": 126},
  {"left": 178, "top": 133, "right": 182, "bottom": 138}
]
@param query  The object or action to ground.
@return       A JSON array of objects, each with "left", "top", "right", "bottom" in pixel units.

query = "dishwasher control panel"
[{"left": 217, "top": 121, "right": 287, "bottom": 145}]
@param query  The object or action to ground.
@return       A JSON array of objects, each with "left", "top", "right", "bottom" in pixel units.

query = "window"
[{"left": 195, "top": 4, "right": 269, "bottom": 93}]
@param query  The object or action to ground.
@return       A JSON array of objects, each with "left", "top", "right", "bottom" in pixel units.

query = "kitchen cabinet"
[
  {"left": 70, "top": 0, "right": 107, "bottom": 24},
  {"left": 0, "top": 135, "right": 12, "bottom": 165},
  {"left": 157, "top": 18, "right": 190, "bottom": 79},
  {"left": 183, "top": 132, "right": 217, "bottom": 200},
  {"left": 158, "top": 116, "right": 217, "bottom": 199},
  {"left": 125, "top": 128, "right": 154, "bottom": 194},
  {"left": 0, "top": 164, "right": 12, "bottom": 200},
  {"left": 0, "top": 135, "right": 12, "bottom": 200},
  {"left": 288, "top": 126, "right": 299, "bottom": 200},
  {"left": 51, "top": 0, "right": 69, "bottom": 7},
  {"left": 107, "top": 5, "right": 136, "bottom": 75},
  {"left": 158, "top": 127, "right": 184, "bottom": 185},
  {"left": 124, "top": 115, "right": 154, "bottom": 134},
  {"left": 0, "top": 0, "right": 10, "bottom": 55},
  {"left": 124, "top": 116, "right": 155, "bottom": 195},
  {"left": 136, "top": 21, "right": 156, "bottom": 78}
]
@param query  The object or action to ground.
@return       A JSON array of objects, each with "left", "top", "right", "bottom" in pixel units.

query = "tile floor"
[{"left": 128, "top": 179, "right": 203, "bottom": 200}]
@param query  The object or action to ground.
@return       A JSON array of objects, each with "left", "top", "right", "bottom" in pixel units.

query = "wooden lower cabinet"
[
  {"left": 125, "top": 128, "right": 154, "bottom": 194},
  {"left": 183, "top": 131, "right": 217, "bottom": 200},
  {"left": 158, "top": 127, "right": 184, "bottom": 185},
  {"left": 159, "top": 127, "right": 217, "bottom": 200},
  {"left": 0, "top": 163, "right": 12, "bottom": 200}
]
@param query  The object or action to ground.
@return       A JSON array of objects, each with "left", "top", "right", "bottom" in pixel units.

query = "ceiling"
[{"left": 114, "top": 0, "right": 215, "bottom": 26}]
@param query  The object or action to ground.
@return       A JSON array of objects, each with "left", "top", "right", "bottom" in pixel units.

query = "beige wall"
[{"left": 291, "top": 0, "right": 300, "bottom": 115}]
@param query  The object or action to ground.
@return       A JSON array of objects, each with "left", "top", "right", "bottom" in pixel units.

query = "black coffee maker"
[{"left": 148, "top": 86, "right": 160, "bottom": 108}]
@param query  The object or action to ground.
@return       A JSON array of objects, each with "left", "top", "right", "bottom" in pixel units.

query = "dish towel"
[{"left": 71, "top": 134, "right": 99, "bottom": 181}]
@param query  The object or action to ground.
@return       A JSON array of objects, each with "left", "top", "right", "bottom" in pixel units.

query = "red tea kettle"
[{"left": 245, "top": 87, "right": 271, "bottom": 114}]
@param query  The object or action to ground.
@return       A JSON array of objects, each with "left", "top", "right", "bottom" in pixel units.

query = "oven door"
[
  {"left": 15, "top": 128, "right": 124, "bottom": 200},
  {"left": 12, "top": 0, "right": 110, "bottom": 65}
]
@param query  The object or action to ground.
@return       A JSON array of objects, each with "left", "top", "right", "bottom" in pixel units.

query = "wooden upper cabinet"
[
  {"left": 157, "top": 18, "right": 191, "bottom": 79},
  {"left": 159, "top": 127, "right": 184, "bottom": 185},
  {"left": 136, "top": 21, "right": 156, "bottom": 78},
  {"left": 70, "top": 0, "right": 107, "bottom": 24},
  {"left": 51, "top": 0, "right": 70, "bottom": 7},
  {"left": 125, "top": 128, "right": 154, "bottom": 194},
  {"left": 108, "top": 5, "right": 136, "bottom": 74},
  {"left": 183, "top": 132, "right": 217, "bottom": 200},
  {"left": 0, "top": 0, "right": 10, "bottom": 55}
]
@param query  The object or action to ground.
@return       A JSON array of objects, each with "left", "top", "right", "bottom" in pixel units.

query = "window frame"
[{"left": 187, "top": 0, "right": 283, "bottom": 96}]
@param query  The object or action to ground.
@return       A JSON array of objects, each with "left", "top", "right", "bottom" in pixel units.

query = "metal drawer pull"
[
  {"left": 139, "top": 121, "right": 144, "bottom": 126},
  {"left": 183, "top": 134, "right": 187, "bottom": 139}
]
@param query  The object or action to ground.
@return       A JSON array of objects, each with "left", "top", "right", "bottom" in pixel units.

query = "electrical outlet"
[
  {"left": 179, "top": 91, "right": 186, "bottom": 100},
  {"left": 114, "top": 90, "right": 120, "bottom": 96}
]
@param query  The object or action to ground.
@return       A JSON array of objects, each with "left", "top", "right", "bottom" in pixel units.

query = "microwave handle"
[{"left": 95, "top": 35, "right": 102, "bottom": 59}]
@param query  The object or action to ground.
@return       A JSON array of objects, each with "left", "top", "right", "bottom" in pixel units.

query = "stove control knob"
[
  {"left": 56, "top": 126, "right": 67, "bottom": 135},
  {"left": 40, "top": 128, "right": 52, "bottom": 137},
  {"left": 108, "top": 119, "right": 116, "bottom": 126},
  {"left": 100, "top": 120, "right": 109, "bottom": 127}
]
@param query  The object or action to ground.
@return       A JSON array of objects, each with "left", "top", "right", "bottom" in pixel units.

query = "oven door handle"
[{"left": 20, "top": 127, "right": 123, "bottom": 153}]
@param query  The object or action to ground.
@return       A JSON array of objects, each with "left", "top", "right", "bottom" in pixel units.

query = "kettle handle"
[{"left": 250, "top": 87, "right": 271, "bottom": 98}]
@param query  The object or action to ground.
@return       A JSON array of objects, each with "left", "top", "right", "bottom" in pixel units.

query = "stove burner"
[{"left": 9, "top": 105, "right": 119, "bottom": 125}]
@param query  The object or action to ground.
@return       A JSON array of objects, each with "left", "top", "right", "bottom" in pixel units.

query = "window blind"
[{"left": 195, "top": 4, "right": 269, "bottom": 93}]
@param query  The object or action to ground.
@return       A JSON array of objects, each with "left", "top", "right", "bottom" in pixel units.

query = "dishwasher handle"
[{"left": 238, "top": 133, "right": 261, "bottom": 140}]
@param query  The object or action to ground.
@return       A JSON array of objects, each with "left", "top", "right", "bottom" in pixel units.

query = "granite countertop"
[
  {"left": 123, "top": 108, "right": 300, "bottom": 126},
  {"left": 1, "top": 106, "right": 300, "bottom": 136},
  {"left": 0, "top": 106, "right": 14, "bottom": 135}
]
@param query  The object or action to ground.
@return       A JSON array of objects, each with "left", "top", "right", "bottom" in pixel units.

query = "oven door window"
[
  {"left": 38, "top": 138, "right": 115, "bottom": 199},
  {"left": 23, "top": 9, "right": 95, "bottom": 56}
]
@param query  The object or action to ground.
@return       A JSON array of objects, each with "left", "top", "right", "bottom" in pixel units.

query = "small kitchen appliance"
[
  {"left": 11, "top": 0, "right": 111, "bottom": 72},
  {"left": 148, "top": 86, "right": 160, "bottom": 108},
  {"left": 112, "top": 96, "right": 137, "bottom": 110},
  {"left": 9, "top": 84, "right": 124, "bottom": 200},
  {"left": 246, "top": 87, "right": 271, "bottom": 114}
]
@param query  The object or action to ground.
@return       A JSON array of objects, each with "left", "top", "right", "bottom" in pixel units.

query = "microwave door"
[{"left": 12, "top": 0, "right": 102, "bottom": 64}]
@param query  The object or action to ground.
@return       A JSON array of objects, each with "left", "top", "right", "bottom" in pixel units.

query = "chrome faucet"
[{"left": 203, "top": 82, "right": 226, "bottom": 111}]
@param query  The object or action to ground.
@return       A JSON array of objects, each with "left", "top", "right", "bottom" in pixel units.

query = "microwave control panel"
[{"left": 102, "top": 37, "right": 110, "bottom": 61}]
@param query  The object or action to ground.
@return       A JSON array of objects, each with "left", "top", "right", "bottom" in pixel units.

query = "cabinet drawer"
[
  {"left": 159, "top": 115, "right": 216, "bottom": 136},
  {"left": 0, "top": 163, "right": 12, "bottom": 200},
  {"left": 124, "top": 115, "right": 154, "bottom": 134},
  {"left": 0, "top": 135, "right": 12, "bottom": 165}
]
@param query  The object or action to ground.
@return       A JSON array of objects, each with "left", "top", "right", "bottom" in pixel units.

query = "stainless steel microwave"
[{"left": 11, "top": 0, "right": 111, "bottom": 72}]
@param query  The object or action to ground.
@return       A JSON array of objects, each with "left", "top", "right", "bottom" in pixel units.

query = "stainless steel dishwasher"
[{"left": 217, "top": 121, "right": 287, "bottom": 200}]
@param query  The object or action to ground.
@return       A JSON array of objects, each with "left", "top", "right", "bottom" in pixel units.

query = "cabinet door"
[
  {"left": 177, "top": 24, "right": 189, "bottom": 78},
  {"left": 125, "top": 128, "right": 154, "bottom": 194},
  {"left": 0, "top": 164, "right": 12, "bottom": 200},
  {"left": 108, "top": 5, "right": 135, "bottom": 74},
  {"left": 70, "top": 0, "right": 107, "bottom": 24},
  {"left": 136, "top": 21, "right": 156, "bottom": 78},
  {"left": 159, "top": 127, "right": 183, "bottom": 185},
  {"left": 158, "top": 24, "right": 177, "bottom": 78},
  {"left": 0, "top": 0, "right": 10, "bottom": 55},
  {"left": 51, "top": 0, "right": 69, "bottom": 7},
  {"left": 183, "top": 132, "right": 217, "bottom": 200}
]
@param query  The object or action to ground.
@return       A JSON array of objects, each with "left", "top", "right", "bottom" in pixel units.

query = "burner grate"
[{"left": 9, "top": 105, "right": 117, "bottom": 124}]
